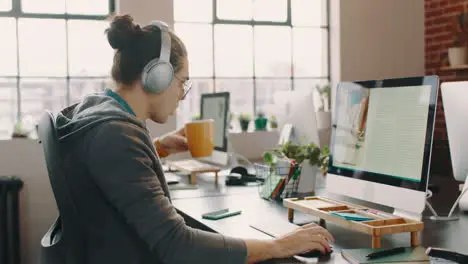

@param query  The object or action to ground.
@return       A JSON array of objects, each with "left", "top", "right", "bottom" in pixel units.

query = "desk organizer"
[
  {"left": 166, "top": 161, "right": 221, "bottom": 185},
  {"left": 283, "top": 196, "right": 423, "bottom": 248}
]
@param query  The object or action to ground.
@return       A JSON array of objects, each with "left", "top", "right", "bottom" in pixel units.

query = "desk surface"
[
  {"left": 167, "top": 171, "right": 260, "bottom": 199},
  {"left": 172, "top": 174, "right": 468, "bottom": 263}
]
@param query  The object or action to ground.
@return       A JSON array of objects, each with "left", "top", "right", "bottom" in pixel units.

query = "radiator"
[{"left": 0, "top": 176, "right": 23, "bottom": 264}]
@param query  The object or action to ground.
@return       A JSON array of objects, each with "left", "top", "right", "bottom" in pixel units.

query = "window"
[
  {"left": 0, "top": 0, "right": 114, "bottom": 139},
  {"left": 174, "top": 0, "right": 329, "bottom": 130}
]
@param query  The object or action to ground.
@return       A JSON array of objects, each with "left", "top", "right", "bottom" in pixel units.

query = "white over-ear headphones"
[{"left": 141, "top": 20, "right": 174, "bottom": 94}]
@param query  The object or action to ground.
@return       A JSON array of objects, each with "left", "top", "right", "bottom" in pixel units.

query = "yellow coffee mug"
[{"left": 185, "top": 119, "right": 215, "bottom": 158}]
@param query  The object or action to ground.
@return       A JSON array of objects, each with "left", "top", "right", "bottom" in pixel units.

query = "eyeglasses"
[{"left": 175, "top": 75, "right": 192, "bottom": 99}]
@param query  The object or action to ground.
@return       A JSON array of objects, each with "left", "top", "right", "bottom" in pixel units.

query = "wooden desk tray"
[
  {"left": 166, "top": 160, "right": 221, "bottom": 185},
  {"left": 283, "top": 196, "right": 424, "bottom": 248}
]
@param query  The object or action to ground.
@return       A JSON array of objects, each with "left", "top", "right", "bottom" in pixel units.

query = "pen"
[
  {"left": 366, "top": 247, "right": 406, "bottom": 259},
  {"left": 360, "top": 209, "right": 395, "bottom": 219}
]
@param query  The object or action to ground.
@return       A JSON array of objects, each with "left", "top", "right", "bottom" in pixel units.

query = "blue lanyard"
[{"left": 105, "top": 89, "right": 136, "bottom": 117}]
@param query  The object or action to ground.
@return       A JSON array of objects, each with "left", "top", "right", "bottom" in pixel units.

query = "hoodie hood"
[{"left": 55, "top": 92, "right": 146, "bottom": 141}]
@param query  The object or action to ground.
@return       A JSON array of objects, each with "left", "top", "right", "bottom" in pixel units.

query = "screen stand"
[{"left": 392, "top": 209, "right": 423, "bottom": 221}]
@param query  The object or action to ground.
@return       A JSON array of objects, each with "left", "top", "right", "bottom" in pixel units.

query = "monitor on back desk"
[
  {"left": 199, "top": 92, "right": 230, "bottom": 167},
  {"left": 274, "top": 90, "right": 320, "bottom": 146},
  {"left": 326, "top": 76, "right": 439, "bottom": 220},
  {"left": 441, "top": 81, "right": 468, "bottom": 212},
  {"left": 441, "top": 81, "right": 468, "bottom": 183}
]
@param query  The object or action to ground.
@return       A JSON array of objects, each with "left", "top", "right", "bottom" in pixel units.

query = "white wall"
[
  {"left": 330, "top": 0, "right": 425, "bottom": 109},
  {"left": 0, "top": 140, "right": 55, "bottom": 264},
  {"left": 117, "top": 0, "right": 178, "bottom": 136},
  {"left": 332, "top": 0, "right": 425, "bottom": 82},
  {"left": 117, "top": 0, "right": 174, "bottom": 26}
]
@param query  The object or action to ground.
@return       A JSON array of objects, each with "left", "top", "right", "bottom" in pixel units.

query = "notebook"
[
  {"left": 330, "top": 212, "right": 375, "bottom": 221},
  {"left": 341, "top": 246, "right": 430, "bottom": 264}
]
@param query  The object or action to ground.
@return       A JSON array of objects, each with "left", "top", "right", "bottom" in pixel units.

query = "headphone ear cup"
[{"left": 142, "top": 59, "right": 174, "bottom": 94}]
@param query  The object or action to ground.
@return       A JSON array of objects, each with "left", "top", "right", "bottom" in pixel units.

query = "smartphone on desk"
[{"left": 202, "top": 208, "right": 242, "bottom": 220}]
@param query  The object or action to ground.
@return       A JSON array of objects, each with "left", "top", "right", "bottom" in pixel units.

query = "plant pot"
[
  {"left": 270, "top": 122, "right": 278, "bottom": 130},
  {"left": 240, "top": 120, "right": 250, "bottom": 132},
  {"left": 448, "top": 46, "right": 467, "bottom": 66},
  {"left": 254, "top": 117, "right": 268, "bottom": 131},
  {"left": 297, "top": 161, "right": 320, "bottom": 196}
]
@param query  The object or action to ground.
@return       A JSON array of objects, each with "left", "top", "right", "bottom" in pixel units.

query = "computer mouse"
[{"left": 297, "top": 248, "right": 333, "bottom": 258}]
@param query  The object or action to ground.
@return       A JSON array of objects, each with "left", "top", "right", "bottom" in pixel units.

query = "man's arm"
[
  {"left": 154, "top": 137, "right": 169, "bottom": 157},
  {"left": 87, "top": 122, "right": 333, "bottom": 264},
  {"left": 87, "top": 121, "right": 247, "bottom": 264}
]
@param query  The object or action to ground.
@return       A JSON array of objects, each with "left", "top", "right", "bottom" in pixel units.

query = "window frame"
[
  {"left": 0, "top": 0, "right": 115, "bottom": 136},
  {"left": 175, "top": 0, "right": 331, "bottom": 119}
]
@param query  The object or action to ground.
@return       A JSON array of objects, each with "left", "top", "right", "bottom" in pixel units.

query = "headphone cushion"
[
  {"left": 230, "top": 166, "right": 248, "bottom": 176},
  {"left": 142, "top": 60, "right": 174, "bottom": 94}
]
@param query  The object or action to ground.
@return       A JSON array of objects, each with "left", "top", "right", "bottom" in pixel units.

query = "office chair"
[{"left": 38, "top": 111, "right": 86, "bottom": 264}]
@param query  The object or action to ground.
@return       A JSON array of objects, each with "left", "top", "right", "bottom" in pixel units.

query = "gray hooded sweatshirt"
[{"left": 54, "top": 90, "right": 247, "bottom": 264}]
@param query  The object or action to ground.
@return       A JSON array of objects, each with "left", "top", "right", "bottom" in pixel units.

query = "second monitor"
[{"left": 199, "top": 92, "right": 230, "bottom": 167}]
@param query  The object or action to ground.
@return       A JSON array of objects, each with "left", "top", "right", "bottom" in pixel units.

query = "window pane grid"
[
  {"left": 0, "top": 1, "right": 114, "bottom": 138},
  {"left": 176, "top": 0, "right": 330, "bottom": 120}
]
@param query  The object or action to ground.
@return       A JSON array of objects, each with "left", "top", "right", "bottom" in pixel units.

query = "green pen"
[{"left": 291, "top": 167, "right": 301, "bottom": 180}]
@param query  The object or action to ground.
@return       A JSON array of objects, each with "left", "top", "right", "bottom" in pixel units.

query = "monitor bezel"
[
  {"left": 200, "top": 92, "right": 230, "bottom": 152},
  {"left": 328, "top": 76, "right": 439, "bottom": 193}
]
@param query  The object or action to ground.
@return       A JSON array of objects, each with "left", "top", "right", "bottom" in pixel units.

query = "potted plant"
[
  {"left": 270, "top": 115, "right": 278, "bottom": 129},
  {"left": 192, "top": 113, "right": 200, "bottom": 121},
  {"left": 319, "top": 145, "right": 330, "bottom": 176},
  {"left": 238, "top": 113, "right": 252, "bottom": 132},
  {"left": 449, "top": 11, "right": 468, "bottom": 66},
  {"left": 254, "top": 110, "right": 268, "bottom": 131},
  {"left": 227, "top": 112, "right": 234, "bottom": 130},
  {"left": 264, "top": 140, "right": 330, "bottom": 195}
]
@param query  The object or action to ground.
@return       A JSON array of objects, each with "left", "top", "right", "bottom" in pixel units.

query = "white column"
[
  {"left": 117, "top": 0, "right": 174, "bottom": 27},
  {"left": 117, "top": 0, "right": 178, "bottom": 136}
]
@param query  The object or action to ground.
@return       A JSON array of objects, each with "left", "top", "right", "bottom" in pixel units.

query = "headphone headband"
[{"left": 150, "top": 20, "right": 171, "bottom": 63}]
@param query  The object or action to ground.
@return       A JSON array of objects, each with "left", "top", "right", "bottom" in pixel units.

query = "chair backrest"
[{"left": 38, "top": 110, "right": 85, "bottom": 264}]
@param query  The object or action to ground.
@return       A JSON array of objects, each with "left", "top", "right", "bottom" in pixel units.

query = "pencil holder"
[{"left": 254, "top": 163, "right": 301, "bottom": 202}]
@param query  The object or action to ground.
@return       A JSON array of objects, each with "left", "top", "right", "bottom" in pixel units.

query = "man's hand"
[
  {"left": 271, "top": 223, "right": 334, "bottom": 259},
  {"left": 154, "top": 128, "right": 188, "bottom": 157}
]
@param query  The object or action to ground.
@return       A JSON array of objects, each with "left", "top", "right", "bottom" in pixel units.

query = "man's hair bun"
[{"left": 106, "top": 14, "right": 141, "bottom": 50}]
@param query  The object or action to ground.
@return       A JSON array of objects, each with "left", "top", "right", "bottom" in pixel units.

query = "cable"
[
  {"left": 229, "top": 152, "right": 254, "bottom": 168},
  {"left": 425, "top": 200, "right": 439, "bottom": 218},
  {"left": 425, "top": 189, "right": 439, "bottom": 217},
  {"left": 426, "top": 189, "right": 433, "bottom": 199}
]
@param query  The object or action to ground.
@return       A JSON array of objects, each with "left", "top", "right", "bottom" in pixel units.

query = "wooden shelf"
[
  {"left": 440, "top": 65, "right": 468, "bottom": 71},
  {"left": 284, "top": 196, "right": 424, "bottom": 249}
]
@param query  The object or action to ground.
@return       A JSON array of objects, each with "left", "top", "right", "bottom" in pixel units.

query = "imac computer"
[
  {"left": 199, "top": 92, "right": 230, "bottom": 167},
  {"left": 274, "top": 90, "right": 320, "bottom": 146},
  {"left": 326, "top": 76, "right": 439, "bottom": 220},
  {"left": 440, "top": 81, "right": 468, "bottom": 216}
]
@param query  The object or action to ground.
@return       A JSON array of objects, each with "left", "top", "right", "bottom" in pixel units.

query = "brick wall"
[{"left": 425, "top": 0, "right": 468, "bottom": 175}]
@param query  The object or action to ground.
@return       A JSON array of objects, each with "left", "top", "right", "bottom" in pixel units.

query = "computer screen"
[
  {"left": 200, "top": 92, "right": 229, "bottom": 152},
  {"left": 329, "top": 76, "right": 438, "bottom": 192}
]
